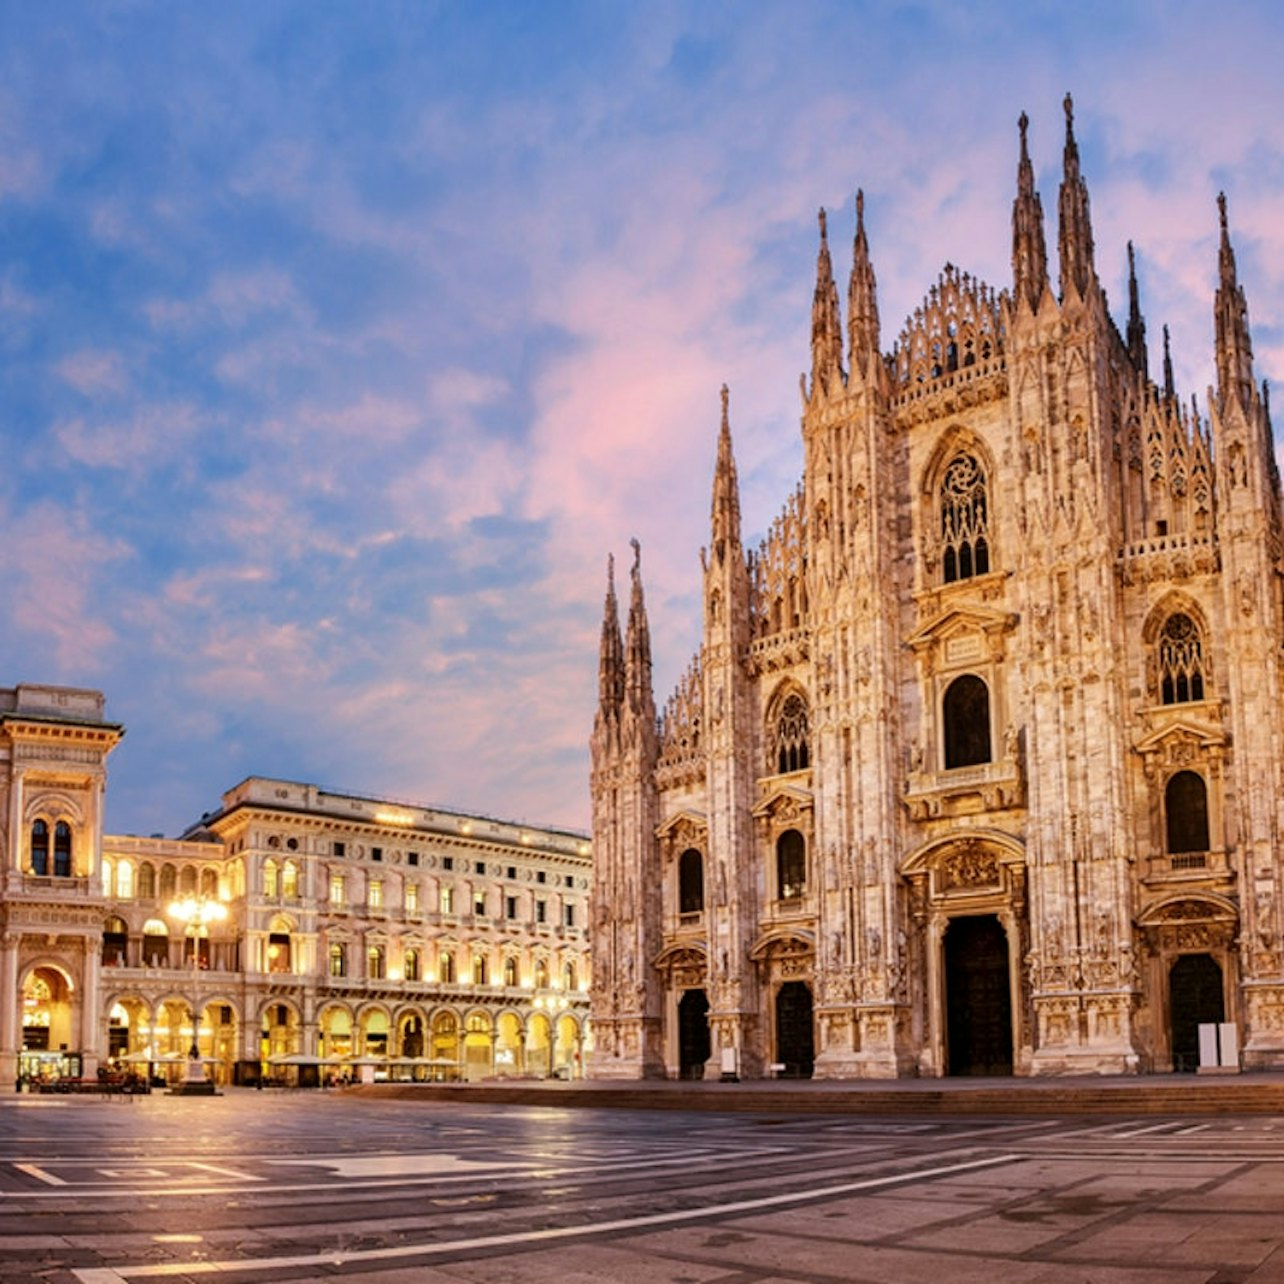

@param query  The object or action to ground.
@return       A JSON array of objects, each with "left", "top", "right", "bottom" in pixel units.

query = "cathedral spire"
[
  {"left": 1126, "top": 241, "right": 1148, "bottom": 379},
  {"left": 1011, "top": 111, "right": 1049, "bottom": 312},
  {"left": 597, "top": 554, "right": 624, "bottom": 719},
  {"left": 847, "top": 189, "right": 881, "bottom": 371},
  {"left": 624, "top": 538, "right": 654, "bottom": 720},
  {"left": 1214, "top": 191, "right": 1256, "bottom": 415},
  {"left": 810, "top": 208, "right": 844, "bottom": 397},
  {"left": 1057, "top": 93, "right": 1097, "bottom": 300},
  {"left": 710, "top": 384, "right": 742, "bottom": 563},
  {"left": 1162, "top": 324, "right": 1176, "bottom": 402}
]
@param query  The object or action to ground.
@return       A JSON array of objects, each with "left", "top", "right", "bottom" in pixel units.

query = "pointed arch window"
[
  {"left": 678, "top": 848, "right": 704, "bottom": 916},
  {"left": 30, "top": 820, "right": 49, "bottom": 876},
  {"left": 940, "top": 454, "right": 990, "bottom": 583},
  {"left": 1159, "top": 613, "right": 1205, "bottom": 704},
  {"left": 1166, "top": 771, "right": 1210, "bottom": 854},
  {"left": 943, "top": 674, "right": 991, "bottom": 768},
  {"left": 564, "top": 960, "right": 578, "bottom": 990},
  {"left": 774, "top": 692, "right": 810, "bottom": 774},
  {"left": 53, "top": 822, "right": 72, "bottom": 877}
]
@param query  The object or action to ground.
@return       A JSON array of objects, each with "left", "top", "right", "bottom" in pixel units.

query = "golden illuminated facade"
[
  {"left": 3, "top": 685, "right": 590, "bottom": 1088},
  {"left": 591, "top": 100, "right": 1284, "bottom": 1079}
]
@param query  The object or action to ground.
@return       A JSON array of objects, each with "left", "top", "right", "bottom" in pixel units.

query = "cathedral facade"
[{"left": 589, "top": 99, "right": 1284, "bottom": 1079}]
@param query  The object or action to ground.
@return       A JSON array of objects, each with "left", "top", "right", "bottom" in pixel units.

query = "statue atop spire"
[
  {"left": 710, "top": 384, "right": 742, "bottom": 563},
  {"left": 1057, "top": 93, "right": 1097, "bottom": 300},
  {"left": 1215, "top": 191, "right": 1255, "bottom": 415},
  {"left": 1162, "top": 324, "right": 1176, "bottom": 402},
  {"left": 624, "top": 538, "right": 654, "bottom": 721},
  {"left": 1011, "top": 111, "right": 1048, "bottom": 312},
  {"left": 810, "top": 207, "right": 844, "bottom": 397},
  {"left": 597, "top": 554, "right": 624, "bottom": 720},
  {"left": 1126, "top": 241, "right": 1148, "bottom": 378},
  {"left": 847, "top": 189, "right": 881, "bottom": 373}
]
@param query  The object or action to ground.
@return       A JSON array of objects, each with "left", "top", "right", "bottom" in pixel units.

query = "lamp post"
[{"left": 167, "top": 895, "right": 227, "bottom": 1096}]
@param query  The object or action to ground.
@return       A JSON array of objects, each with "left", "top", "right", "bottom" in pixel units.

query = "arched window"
[
  {"left": 281, "top": 860, "right": 299, "bottom": 899},
  {"left": 138, "top": 863, "right": 156, "bottom": 900},
  {"left": 179, "top": 866, "right": 197, "bottom": 895},
  {"left": 563, "top": 960, "right": 578, "bottom": 990},
  {"left": 30, "top": 820, "right": 48, "bottom": 876},
  {"left": 102, "top": 857, "right": 114, "bottom": 896},
  {"left": 940, "top": 454, "right": 990, "bottom": 583},
  {"left": 329, "top": 942, "right": 347, "bottom": 978},
  {"left": 53, "top": 822, "right": 72, "bottom": 877},
  {"left": 473, "top": 953, "right": 488, "bottom": 986},
  {"left": 102, "top": 916, "right": 128, "bottom": 967},
  {"left": 368, "top": 944, "right": 386, "bottom": 980},
  {"left": 678, "top": 849, "right": 704, "bottom": 915},
  {"left": 159, "top": 865, "right": 177, "bottom": 901},
  {"left": 534, "top": 959, "right": 549, "bottom": 989},
  {"left": 142, "top": 919, "right": 169, "bottom": 967},
  {"left": 1159, "top": 613, "right": 1205, "bottom": 704},
  {"left": 267, "top": 922, "right": 292, "bottom": 973},
  {"left": 1166, "top": 771, "right": 1210, "bottom": 854},
  {"left": 943, "top": 674, "right": 991, "bottom": 768},
  {"left": 263, "top": 859, "right": 278, "bottom": 897},
  {"left": 404, "top": 947, "right": 420, "bottom": 982},
  {"left": 200, "top": 868, "right": 218, "bottom": 898},
  {"left": 774, "top": 692, "right": 810, "bottom": 774},
  {"left": 503, "top": 955, "right": 518, "bottom": 987},
  {"left": 776, "top": 829, "right": 806, "bottom": 899},
  {"left": 116, "top": 861, "right": 134, "bottom": 899},
  {"left": 439, "top": 951, "right": 455, "bottom": 984}
]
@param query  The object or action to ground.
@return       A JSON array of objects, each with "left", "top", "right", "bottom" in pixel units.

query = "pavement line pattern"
[{"left": 69, "top": 1150, "right": 1020, "bottom": 1283}]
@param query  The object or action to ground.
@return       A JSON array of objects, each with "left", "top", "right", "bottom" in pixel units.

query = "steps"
[{"left": 350, "top": 1075, "right": 1284, "bottom": 1116}]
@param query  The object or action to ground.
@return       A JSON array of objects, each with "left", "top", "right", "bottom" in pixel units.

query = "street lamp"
[{"left": 167, "top": 895, "right": 228, "bottom": 1096}]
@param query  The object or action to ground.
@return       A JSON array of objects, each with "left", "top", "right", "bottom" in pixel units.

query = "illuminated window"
[
  {"left": 405, "top": 882, "right": 419, "bottom": 913},
  {"left": 369, "top": 879, "right": 383, "bottom": 910},
  {"left": 473, "top": 890, "right": 487, "bottom": 917},
  {"left": 329, "top": 942, "right": 347, "bottom": 977},
  {"left": 142, "top": 919, "right": 169, "bottom": 967},
  {"left": 404, "top": 947, "right": 420, "bottom": 981},
  {"left": 116, "top": 861, "right": 134, "bottom": 899},
  {"left": 564, "top": 961, "right": 578, "bottom": 990},
  {"left": 281, "top": 860, "right": 299, "bottom": 899},
  {"left": 534, "top": 959, "right": 549, "bottom": 988},
  {"left": 503, "top": 956, "right": 518, "bottom": 987},
  {"left": 330, "top": 873, "right": 346, "bottom": 906},
  {"left": 440, "top": 885, "right": 455, "bottom": 914},
  {"left": 263, "top": 859, "right": 278, "bottom": 898},
  {"left": 53, "top": 822, "right": 72, "bottom": 877},
  {"left": 368, "top": 944, "right": 385, "bottom": 980},
  {"left": 439, "top": 951, "right": 455, "bottom": 983}
]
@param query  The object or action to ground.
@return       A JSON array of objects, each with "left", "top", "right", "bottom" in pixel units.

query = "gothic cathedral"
[{"left": 589, "top": 98, "right": 1284, "bottom": 1079}]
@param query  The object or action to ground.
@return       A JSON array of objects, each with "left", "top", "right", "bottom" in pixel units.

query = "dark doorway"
[
  {"left": 945, "top": 914, "right": 1013, "bottom": 1076},
  {"left": 677, "top": 989, "right": 710, "bottom": 1080},
  {"left": 1169, "top": 953, "right": 1224, "bottom": 1072},
  {"left": 775, "top": 981, "right": 814, "bottom": 1078}
]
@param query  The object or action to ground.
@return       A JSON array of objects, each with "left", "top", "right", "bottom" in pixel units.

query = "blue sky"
[{"left": 3, "top": 2, "right": 1283, "bottom": 836}]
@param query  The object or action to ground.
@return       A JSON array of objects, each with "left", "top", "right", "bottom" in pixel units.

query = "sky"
[{"left": 3, "top": 1, "right": 1284, "bottom": 838}]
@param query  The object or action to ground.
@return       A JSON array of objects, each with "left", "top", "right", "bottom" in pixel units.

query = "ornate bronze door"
[
  {"left": 775, "top": 981, "right": 814, "bottom": 1078},
  {"left": 945, "top": 914, "right": 1013, "bottom": 1075},
  {"left": 1169, "top": 953, "right": 1224, "bottom": 1072},
  {"left": 677, "top": 989, "right": 710, "bottom": 1080}
]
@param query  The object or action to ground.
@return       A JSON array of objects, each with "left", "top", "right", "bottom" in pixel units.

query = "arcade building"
[{"left": 3, "top": 683, "right": 590, "bottom": 1088}]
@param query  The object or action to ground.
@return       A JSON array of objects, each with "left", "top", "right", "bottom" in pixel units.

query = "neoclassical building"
[
  {"left": 590, "top": 99, "right": 1284, "bottom": 1079},
  {"left": 3, "top": 684, "right": 590, "bottom": 1088}
]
